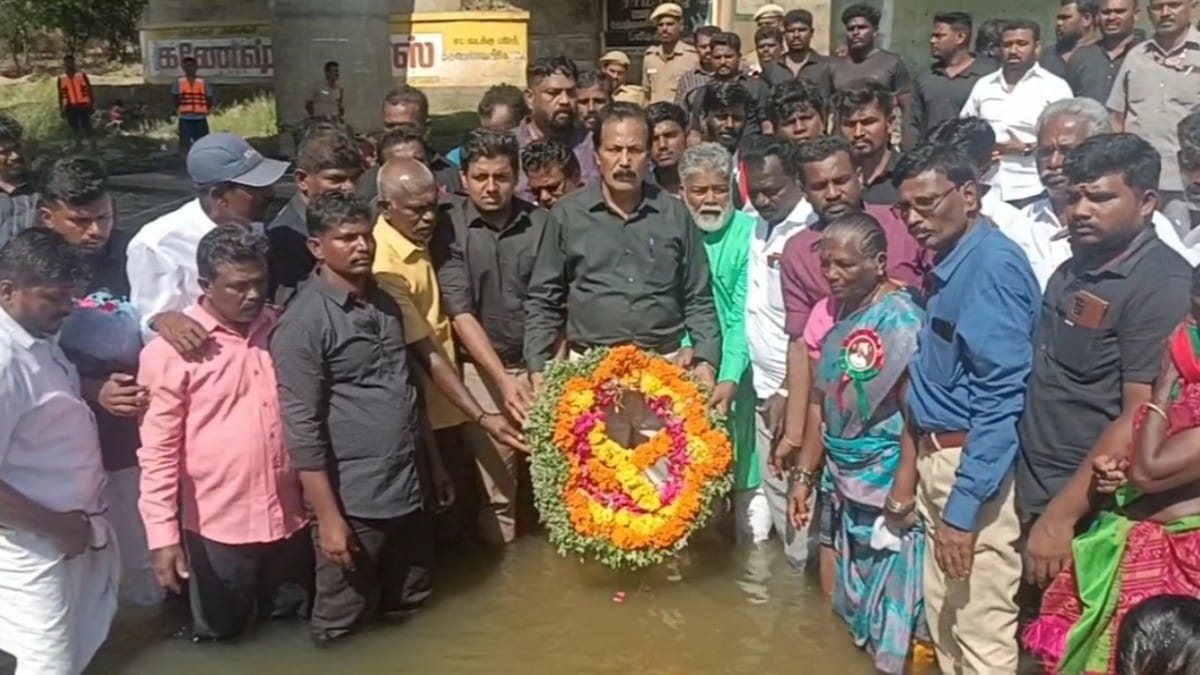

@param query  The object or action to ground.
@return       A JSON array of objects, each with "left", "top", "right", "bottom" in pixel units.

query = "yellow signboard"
[{"left": 141, "top": 12, "right": 528, "bottom": 87}]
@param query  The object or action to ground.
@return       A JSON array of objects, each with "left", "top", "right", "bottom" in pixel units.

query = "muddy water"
[{"left": 90, "top": 534, "right": 877, "bottom": 674}]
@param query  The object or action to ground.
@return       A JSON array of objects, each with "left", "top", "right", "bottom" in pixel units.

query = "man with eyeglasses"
[
  {"left": 0, "top": 114, "right": 36, "bottom": 249},
  {"left": 896, "top": 143, "right": 1039, "bottom": 673}
]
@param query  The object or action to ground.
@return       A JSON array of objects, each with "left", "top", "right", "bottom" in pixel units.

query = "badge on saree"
[{"left": 839, "top": 329, "right": 884, "bottom": 422}]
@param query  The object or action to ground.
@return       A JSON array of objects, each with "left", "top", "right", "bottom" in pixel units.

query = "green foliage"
[{"left": 0, "top": 0, "right": 148, "bottom": 66}]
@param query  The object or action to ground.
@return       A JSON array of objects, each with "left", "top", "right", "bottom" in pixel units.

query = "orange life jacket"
[
  {"left": 177, "top": 77, "right": 210, "bottom": 115},
  {"left": 58, "top": 73, "right": 91, "bottom": 106}
]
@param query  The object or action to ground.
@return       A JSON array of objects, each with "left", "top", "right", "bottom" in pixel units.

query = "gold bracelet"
[
  {"left": 1144, "top": 401, "right": 1168, "bottom": 421},
  {"left": 788, "top": 466, "right": 819, "bottom": 487},
  {"left": 782, "top": 435, "right": 805, "bottom": 449}
]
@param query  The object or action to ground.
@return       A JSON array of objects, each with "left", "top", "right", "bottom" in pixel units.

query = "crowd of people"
[{"left": 5, "top": 0, "right": 1200, "bottom": 673}]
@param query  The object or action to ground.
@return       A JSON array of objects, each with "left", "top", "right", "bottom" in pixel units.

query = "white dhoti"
[{"left": 0, "top": 517, "right": 120, "bottom": 675}]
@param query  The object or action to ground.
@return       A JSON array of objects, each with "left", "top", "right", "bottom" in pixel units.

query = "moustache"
[{"left": 613, "top": 170, "right": 638, "bottom": 181}]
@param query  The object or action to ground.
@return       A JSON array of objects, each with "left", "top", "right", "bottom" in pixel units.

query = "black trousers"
[
  {"left": 310, "top": 510, "right": 435, "bottom": 642},
  {"left": 183, "top": 527, "right": 314, "bottom": 641}
]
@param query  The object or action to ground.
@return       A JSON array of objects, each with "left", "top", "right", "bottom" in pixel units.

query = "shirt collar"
[
  {"left": 463, "top": 197, "right": 534, "bottom": 233},
  {"left": 1146, "top": 27, "right": 1200, "bottom": 57},
  {"left": 931, "top": 55, "right": 995, "bottom": 78},
  {"left": 992, "top": 63, "right": 1046, "bottom": 89},
  {"left": 1073, "top": 226, "right": 1160, "bottom": 279},
  {"left": 187, "top": 302, "right": 275, "bottom": 340},
  {"left": 374, "top": 215, "right": 426, "bottom": 258},
  {"left": 310, "top": 268, "right": 374, "bottom": 308},
  {"left": 583, "top": 182, "right": 664, "bottom": 217},
  {"left": 932, "top": 217, "right": 993, "bottom": 283},
  {"left": 517, "top": 119, "right": 587, "bottom": 149},
  {"left": 0, "top": 304, "right": 37, "bottom": 350}
]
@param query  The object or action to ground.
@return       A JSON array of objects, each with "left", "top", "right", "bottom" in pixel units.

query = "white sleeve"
[
  {"left": 0, "top": 358, "right": 26, "bottom": 469},
  {"left": 126, "top": 237, "right": 183, "bottom": 340},
  {"left": 960, "top": 81, "right": 981, "bottom": 117}
]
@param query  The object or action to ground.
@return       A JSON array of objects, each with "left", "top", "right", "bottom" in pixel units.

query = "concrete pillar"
[{"left": 269, "top": 0, "right": 394, "bottom": 141}]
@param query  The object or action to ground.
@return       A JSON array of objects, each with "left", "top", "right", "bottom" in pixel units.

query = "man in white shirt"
[
  {"left": 742, "top": 137, "right": 815, "bottom": 568},
  {"left": 1020, "top": 97, "right": 1198, "bottom": 287},
  {"left": 960, "top": 19, "right": 1073, "bottom": 207},
  {"left": 126, "top": 133, "right": 287, "bottom": 351},
  {"left": 0, "top": 229, "right": 119, "bottom": 675}
]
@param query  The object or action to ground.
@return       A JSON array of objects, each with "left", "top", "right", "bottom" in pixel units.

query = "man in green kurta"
[{"left": 679, "top": 142, "right": 767, "bottom": 543}]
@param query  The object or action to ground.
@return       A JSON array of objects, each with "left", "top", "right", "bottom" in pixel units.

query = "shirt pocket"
[
  {"left": 922, "top": 315, "right": 960, "bottom": 386},
  {"left": 767, "top": 266, "right": 786, "bottom": 311},
  {"left": 1048, "top": 320, "right": 1100, "bottom": 378}
]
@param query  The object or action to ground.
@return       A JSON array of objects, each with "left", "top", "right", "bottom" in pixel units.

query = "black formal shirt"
[
  {"left": 271, "top": 273, "right": 424, "bottom": 520},
  {"left": 523, "top": 182, "right": 720, "bottom": 372},
  {"left": 904, "top": 56, "right": 997, "bottom": 149},
  {"left": 266, "top": 194, "right": 313, "bottom": 308},
  {"left": 1016, "top": 229, "right": 1191, "bottom": 516},
  {"left": 436, "top": 195, "right": 547, "bottom": 368}
]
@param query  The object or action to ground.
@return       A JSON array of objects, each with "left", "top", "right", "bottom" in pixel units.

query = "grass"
[{"left": 0, "top": 77, "right": 279, "bottom": 142}]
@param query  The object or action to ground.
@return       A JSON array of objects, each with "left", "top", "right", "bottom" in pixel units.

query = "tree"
[{"left": 0, "top": 0, "right": 40, "bottom": 72}]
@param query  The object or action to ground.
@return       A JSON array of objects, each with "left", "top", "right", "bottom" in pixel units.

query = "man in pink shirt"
[
  {"left": 775, "top": 135, "right": 929, "bottom": 473},
  {"left": 138, "top": 225, "right": 311, "bottom": 641}
]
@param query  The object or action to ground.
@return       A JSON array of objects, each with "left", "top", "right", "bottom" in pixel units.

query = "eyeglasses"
[{"left": 891, "top": 185, "right": 958, "bottom": 220}]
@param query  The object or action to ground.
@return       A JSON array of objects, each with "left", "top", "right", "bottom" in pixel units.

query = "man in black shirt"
[
  {"left": 836, "top": 82, "right": 900, "bottom": 204},
  {"left": 906, "top": 12, "right": 996, "bottom": 149},
  {"left": 38, "top": 156, "right": 162, "bottom": 607},
  {"left": 1042, "top": 0, "right": 1100, "bottom": 78},
  {"left": 1019, "top": 134, "right": 1191, "bottom": 593},
  {"left": 1066, "top": 0, "right": 1141, "bottom": 103},
  {"left": 272, "top": 191, "right": 522, "bottom": 642},
  {"left": 267, "top": 128, "right": 362, "bottom": 307},
  {"left": 647, "top": 102, "right": 690, "bottom": 197},
  {"left": 761, "top": 9, "right": 831, "bottom": 100},
  {"left": 524, "top": 102, "right": 720, "bottom": 390},
  {"left": 438, "top": 129, "right": 546, "bottom": 546},
  {"left": 360, "top": 124, "right": 462, "bottom": 203}
]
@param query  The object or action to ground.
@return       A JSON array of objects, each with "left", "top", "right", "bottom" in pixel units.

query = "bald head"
[
  {"left": 376, "top": 158, "right": 435, "bottom": 202},
  {"left": 377, "top": 158, "right": 439, "bottom": 245}
]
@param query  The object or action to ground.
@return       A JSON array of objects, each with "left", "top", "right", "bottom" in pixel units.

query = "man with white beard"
[{"left": 679, "top": 142, "right": 765, "bottom": 543}]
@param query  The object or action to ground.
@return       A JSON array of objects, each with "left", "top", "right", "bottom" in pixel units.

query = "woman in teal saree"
[{"left": 786, "top": 213, "right": 928, "bottom": 674}]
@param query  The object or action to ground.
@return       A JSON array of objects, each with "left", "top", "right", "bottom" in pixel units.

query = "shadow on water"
[{"left": 88, "top": 534, "right": 877, "bottom": 675}]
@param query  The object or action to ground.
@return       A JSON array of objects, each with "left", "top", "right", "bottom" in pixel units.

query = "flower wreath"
[{"left": 527, "top": 346, "right": 734, "bottom": 570}]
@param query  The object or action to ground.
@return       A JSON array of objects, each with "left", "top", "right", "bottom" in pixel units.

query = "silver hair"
[
  {"left": 1036, "top": 97, "right": 1113, "bottom": 136},
  {"left": 679, "top": 142, "right": 733, "bottom": 184}
]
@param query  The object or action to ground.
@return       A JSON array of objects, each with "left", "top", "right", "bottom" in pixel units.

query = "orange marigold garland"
[{"left": 527, "top": 346, "right": 733, "bottom": 569}]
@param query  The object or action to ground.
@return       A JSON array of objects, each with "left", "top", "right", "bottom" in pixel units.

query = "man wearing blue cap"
[{"left": 126, "top": 133, "right": 288, "bottom": 356}]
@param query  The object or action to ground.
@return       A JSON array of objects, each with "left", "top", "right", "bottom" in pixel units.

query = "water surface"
[{"left": 91, "top": 535, "right": 877, "bottom": 674}]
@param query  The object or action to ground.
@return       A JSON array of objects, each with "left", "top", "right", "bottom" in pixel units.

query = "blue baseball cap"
[{"left": 187, "top": 133, "right": 289, "bottom": 188}]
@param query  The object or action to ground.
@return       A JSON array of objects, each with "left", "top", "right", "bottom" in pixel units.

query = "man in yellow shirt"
[{"left": 372, "top": 158, "right": 477, "bottom": 541}]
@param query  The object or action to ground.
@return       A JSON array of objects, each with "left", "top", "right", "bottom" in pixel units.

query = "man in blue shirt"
[{"left": 894, "top": 143, "right": 1039, "bottom": 673}]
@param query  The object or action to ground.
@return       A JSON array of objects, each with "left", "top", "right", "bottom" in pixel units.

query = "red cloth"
[
  {"left": 1027, "top": 522, "right": 1200, "bottom": 674},
  {"left": 780, "top": 204, "right": 930, "bottom": 337}
]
